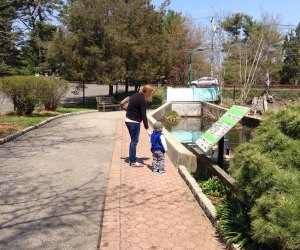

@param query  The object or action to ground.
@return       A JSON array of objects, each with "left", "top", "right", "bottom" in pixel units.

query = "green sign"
[{"left": 196, "top": 105, "right": 250, "bottom": 153}]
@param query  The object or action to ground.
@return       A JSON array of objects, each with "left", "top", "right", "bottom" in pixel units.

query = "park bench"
[{"left": 96, "top": 96, "right": 121, "bottom": 112}]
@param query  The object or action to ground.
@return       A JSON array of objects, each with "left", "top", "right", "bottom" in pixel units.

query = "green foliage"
[
  {"left": 161, "top": 10, "right": 191, "bottom": 84},
  {"left": 0, "top": 76, "right": 69, "bottom": 114},
  {"left": 280, "top": 22, "right": 300, "bottom": 84},
  {"left": 221, "top": 13, "right": 283, "bottom": 103},
  {"left": 230, "top": 143, "right": 277, "bottom": 203},
  {"left": 199, "top": 176, "right": 228, "bottom": 197},
  {"left": 198, "top": 177, "right": 272, "bottom": 249},
  {"left": 39, "top": 77, "right": 69, "bottom": 111},
  {"left": 251, "top": 178, "right": 300, "bottom": 249},
  {"left": 216, "top": 198, "right": 251, "bottom": 248},
  {"left": 0, "top": 114, "right": 52, "bottom": 127},
  {"left": 229, "top": 102, "right": 300, "bottom": 249},
  {"left": 0, "top": 2, "right": 21, "bottom": 76},
  {"left": 151, "top": 87, "right": 164, "bottom": 106},
  {"left": 165, "top": 110, "right": 179, "bottom": 117},
  {"left": 165, "top": 110, "right": 180, "bottom": 123},
  {"left": 216, "top": 196, "right": 273, "bottom": 250}
]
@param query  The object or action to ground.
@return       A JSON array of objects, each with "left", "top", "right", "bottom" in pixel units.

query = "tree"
[
  {"left": 280, "top": 22, "right": 300, "bottom": 84},
  {"left": 221, "top": 13, "right": 283, "bottom": 104},
  {"left": 229, "top": 102, "right": 300, "bottom": 249},
  {"left": 50, "top": 0, "right": 167, "bottom": 95},
  {"left": 161, "top": 11, "right": 204, "bottom": 85},
  {"left": 117, "top": 0, "right": 165, "bottom": 92},
  {"left": 15, "top": 0, "right": 64, "bottom": 74},
  {"left": 0, "top": 1, "right": 21, "bottom": 75}
]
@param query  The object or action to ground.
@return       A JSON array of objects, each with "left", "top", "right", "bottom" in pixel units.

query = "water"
[{"left": 163, "top": 117, "right": 256, "bottom": 162}]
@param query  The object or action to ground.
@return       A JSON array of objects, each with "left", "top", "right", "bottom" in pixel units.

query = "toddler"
[{"left": 150, "top": 121, "right": 168, "bottom": 174}]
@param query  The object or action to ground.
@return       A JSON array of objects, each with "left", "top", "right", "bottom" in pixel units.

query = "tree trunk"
[
  {"left": 125, "top": 79, "right": 129, "bottom": 95},
  {"left": 82, "top": 80, "right": 85, "bottom": 106},
  {"left": 109, "top": 84, "right": 113, "bottom": 96},
  {"left": 135, "top": 85, "right": 139, "bottom": 92}
]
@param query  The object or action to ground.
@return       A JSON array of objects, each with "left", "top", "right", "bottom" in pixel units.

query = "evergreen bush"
[{"left": 229, "top": 101, "right": 300, "bottom": 249}]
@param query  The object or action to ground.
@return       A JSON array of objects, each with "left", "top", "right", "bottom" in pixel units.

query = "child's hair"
[
  {"left": 140, "top": 84, "right": 155, "bottom": 102},
  {"left": 153, "top": 121, "right": 163, "bottom": 130}
]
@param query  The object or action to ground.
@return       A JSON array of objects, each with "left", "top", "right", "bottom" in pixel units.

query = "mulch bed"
[{"left": 0, "top": 123, "right": 24, "bottom": 138}]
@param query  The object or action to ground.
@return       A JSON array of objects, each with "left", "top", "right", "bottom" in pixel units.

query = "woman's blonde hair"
[{"left": 140, "top": 84, "right": 155, "bottom": 102}]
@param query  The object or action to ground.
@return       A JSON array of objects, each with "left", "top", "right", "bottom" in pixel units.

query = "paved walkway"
[
  {"left": 0, "top": 112, "right": 121, "bottom": 250},
  {"left": 99, "top": 114, "right": 225, "bottom": 250},
  {"left": 0, "top": 111, "right": 226, "bottom": 250}
]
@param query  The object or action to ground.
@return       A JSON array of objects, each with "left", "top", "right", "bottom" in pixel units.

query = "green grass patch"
[
  {"left": 0, "top": 115, "right": 52, "bottom": 127},
  {"left": 56, "top": 106, "right": 92, "bottom": 113},
  {"left": 0, "top": 102, "right": 95, "bottom": 131}
]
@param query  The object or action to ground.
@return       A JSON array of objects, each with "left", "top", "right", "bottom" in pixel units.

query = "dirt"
[
  {"left": 208, "top": 195, "right": 226, "bottom": 204},
  {"left": 0, "top": 123, "right": 24, "bottom": 138}
]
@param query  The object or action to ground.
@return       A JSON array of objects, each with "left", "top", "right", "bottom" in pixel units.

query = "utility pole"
[{"left": 211, "top": 17, "right": 215, "bottom": 78}]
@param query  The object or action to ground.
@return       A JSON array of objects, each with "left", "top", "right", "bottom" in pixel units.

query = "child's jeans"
[{"left": 152, "top": 150, "right": 165, "bottom": 170}]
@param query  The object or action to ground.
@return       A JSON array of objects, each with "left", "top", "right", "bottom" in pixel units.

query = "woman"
[{"left": 125, "top": 84, "right": 155, "bottom": 167}]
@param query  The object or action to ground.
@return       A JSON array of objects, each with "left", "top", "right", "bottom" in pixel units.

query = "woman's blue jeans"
[{"left": 125, "top": 122, "right": 140, "bottom": 163}]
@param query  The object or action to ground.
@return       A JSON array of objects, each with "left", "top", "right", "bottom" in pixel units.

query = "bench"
[{"left": 96, "top": 96, "right": 121, "bottom": 112}]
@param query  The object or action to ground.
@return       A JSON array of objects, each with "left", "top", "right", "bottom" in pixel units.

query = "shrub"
[
  {"left": 229, "top": 101, "right": 300, "bottom": 249},
  {"left": 0, "top": 76, "right": 40, "bottom": 115},
  {"left": 39, "top": 77, "right": 69, "bottom": 111},
  {"left": 165, "top": 111, "right": 180, "bottom": 121},
  {"left": 0, "top": 76, "right": 69, "bottom": 114},
  {"left": 199, "top": 176, "right": 228, "bottom": 198}
]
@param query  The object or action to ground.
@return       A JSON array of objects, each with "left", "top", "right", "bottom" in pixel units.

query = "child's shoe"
[
  {"left": 159, "top": 169, "right": 165, "bottom": 174},
  {"left": 152, "top": 167, "right": 159, "bottom": 173}
]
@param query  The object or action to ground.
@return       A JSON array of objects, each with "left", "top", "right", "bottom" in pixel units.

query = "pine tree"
[
  {"left": 0, "top": 1, "right": 21, "bottom": 75},
  {"left": 229, "top": 102, "right": 300, "bottom": 249},
  {"left": 280, "top": 22, "right": 300, "bottom": 84}
]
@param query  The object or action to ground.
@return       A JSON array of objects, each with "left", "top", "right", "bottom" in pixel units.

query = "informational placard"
[{"left": 195, "top": 105, "right": 250, "bottom": 153}]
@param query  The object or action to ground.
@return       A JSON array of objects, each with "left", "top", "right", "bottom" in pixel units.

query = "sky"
[{"left": 152, "top": 0, "right": 300, "bottom": 32}]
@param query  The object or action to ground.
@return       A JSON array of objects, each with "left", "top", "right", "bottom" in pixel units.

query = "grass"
[
  {"left": 60, "top": 99, "right": 97, "bottom": 110},
  {"left": 0, "top": 115, "right": 52, "bottom": 127},
  {"left": 0, "top": 101, "right": 97, "bottom": 138}
]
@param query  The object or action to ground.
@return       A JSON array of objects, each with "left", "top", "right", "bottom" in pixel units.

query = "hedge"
[{"left": 0, "top": 76, "right": 69, "bottom": 115}]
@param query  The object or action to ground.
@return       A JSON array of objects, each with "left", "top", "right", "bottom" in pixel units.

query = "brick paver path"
[{"left": 99, "top": 120, "right": 226, "bottom": 250}]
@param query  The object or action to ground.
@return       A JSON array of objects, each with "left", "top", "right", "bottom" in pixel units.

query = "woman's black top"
[{"left": 126, "top": 92, "right": 149, "bottom": 129}]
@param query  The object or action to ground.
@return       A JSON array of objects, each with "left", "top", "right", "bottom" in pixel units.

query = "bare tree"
[{"left": 221, "top": 12, "right": 283, "bottom": 104}]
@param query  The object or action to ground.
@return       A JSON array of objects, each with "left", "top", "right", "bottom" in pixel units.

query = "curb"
[
  {"left": 0, "top": 110, "right": 97, "bottom": 145},
  {"left": 178, "top": 165, "right": 217, "bottom": 224},
  {"left": 178, "top": 165, "right": 242, "bottom": 250}
]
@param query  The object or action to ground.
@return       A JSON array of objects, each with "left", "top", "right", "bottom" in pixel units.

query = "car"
[{"left": 187, "top": 77, "right": 219, "bottom": 87}]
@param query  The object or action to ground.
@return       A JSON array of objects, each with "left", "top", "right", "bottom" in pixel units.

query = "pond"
[{"left": 163, "top": 117, "right": 256, "bottom": 163}]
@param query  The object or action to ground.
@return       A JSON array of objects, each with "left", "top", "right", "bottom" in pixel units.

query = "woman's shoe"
[{"left": 130, "top": 162, "right": 143, "bottom": 167}]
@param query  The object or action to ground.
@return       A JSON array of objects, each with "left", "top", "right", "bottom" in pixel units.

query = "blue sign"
[
  {"left": 192, "top": 86, "right": 220, "bottom": 102},
  {"left": 165, "top": 87, "right": 219, "bottom": 102}
]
